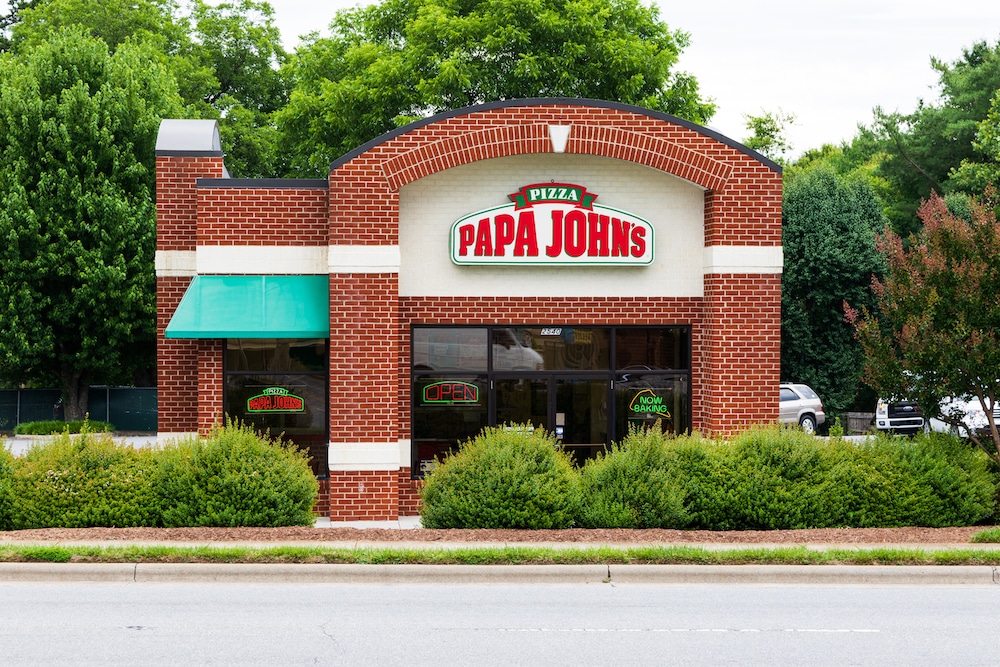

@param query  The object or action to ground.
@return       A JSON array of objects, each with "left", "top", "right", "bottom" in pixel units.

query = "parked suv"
[
  {"left": 779, "top": 383, "right": 825, "bottom": 433},
  {"left": 874, "top": 398, "right": 924, "bottom": 435}
]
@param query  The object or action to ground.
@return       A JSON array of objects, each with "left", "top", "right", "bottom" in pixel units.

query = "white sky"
[{"left": 262, "top": 0, "right": 1000, "bottom": 159}]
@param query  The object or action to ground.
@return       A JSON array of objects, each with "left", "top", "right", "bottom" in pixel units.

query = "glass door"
[
  {"left": 556, "top": 378, "right": 609, "bottom": 463},
  {"left": 495, "top": 375, "right": 610, "bottom": 463},
  {"left": 495, "top": 377, "right": 548, "bottom": 430}
]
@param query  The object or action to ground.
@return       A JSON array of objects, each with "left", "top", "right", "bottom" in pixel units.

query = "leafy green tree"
[
  {"left": 848, "top": 192, "right": 1000, "bottom": 462},
  {"left": 0, "top": 29, "right": 183, "bottom": 417},
  {"left": 950, "top": 90, "right": 1000, "bottom": 192},
  {"left": 856, "top": 40, "right": 1000, "bottom": 236},
  {"left": 742, "top": 108, "right": 795, "bottom": 165},
  {"left": 184, "top": 0, "right": 290, "bottom": 177},
  {"left": 782, "top": 167, "right": 887, "bottom": 414},
  {"left": 277, "top": 0, "right": 716, "bottom": 175},
  {"left": 10, "top": 0, "right": 188, "bottom": 53},
  {"left": 10, "top": 0, "right": 289, "bottom": 177},
  {"left": 0, "top": 0, "right": 37, "bottom": 51}
]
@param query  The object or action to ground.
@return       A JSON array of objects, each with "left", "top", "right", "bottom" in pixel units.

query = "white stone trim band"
[
  {"left": 328, "top": 245, "right": 401, "bottom": 274},
  {"left": 155, "top": 250, "right": 197, "bottom": 277},
  {"left": 703, "top": 245, "right": 783, "bottom": 274},
  {"left": 327, "top": 440, "right": 406, "bottom": 471}
]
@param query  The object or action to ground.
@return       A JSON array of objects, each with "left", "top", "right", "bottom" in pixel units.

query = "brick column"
[{"left": 156, "top": 153, "right": 224, "bottom": 438}]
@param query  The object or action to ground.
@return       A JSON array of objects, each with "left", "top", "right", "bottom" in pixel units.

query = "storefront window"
[
  {"left": 225, "top": 339, "right": 329, "bottom": 477},
  {"left": 413, "top": 327, "right": 488, "bottom": 371},
  {"left": 411, "top": 326, "right": 690, "bottom": 477},
  {"left": 508, "top": 327, "right": 609, "bottom": 371},
  {"left": 614, "top": 371, "right": 688, "bottom": 437},
  {"left": 615, "top": 327, "right": 689, "bottom": 371},
  {"left": 412, "top": 375, "right": 488, "bottom": 475},
  {"left": 226, "top": 339, "right": 327, "bottom": 372}
]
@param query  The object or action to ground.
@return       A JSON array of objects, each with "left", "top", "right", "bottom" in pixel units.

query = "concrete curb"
[{"left": 1, "top": 562, "right": 997, "bottom": 585}]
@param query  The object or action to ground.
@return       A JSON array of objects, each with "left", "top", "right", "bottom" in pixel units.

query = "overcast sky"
[{"left": 258, "top": 0, "right": 1000, "bottom": 159}]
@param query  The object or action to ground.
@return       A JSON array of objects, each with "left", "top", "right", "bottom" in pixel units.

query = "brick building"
[{"left": 155, "top": 98, "right": 783, "bottom": 520}]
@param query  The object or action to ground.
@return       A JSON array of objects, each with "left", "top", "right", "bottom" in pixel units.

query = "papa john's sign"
[{"left": 450, "top": 183, "right": 654, "bottom": 266}]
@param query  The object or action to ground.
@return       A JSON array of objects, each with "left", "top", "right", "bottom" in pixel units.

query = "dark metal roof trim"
[
  {"left": 196, "top": 178, "right": 329, "bottom": 189},
  {"left": 156, "top": 150, "right": 225, "bottom": 157},
  {"left": 327, "top": 97, "right": 782, "bottom": 176}
]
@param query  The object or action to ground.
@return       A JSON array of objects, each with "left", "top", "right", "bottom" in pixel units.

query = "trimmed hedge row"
[
  {"left": 421, "top": 424, "right": 998, "bottom": 529},
  {"left": 0, "top": 421, "right": 318, "bottom": 530}
]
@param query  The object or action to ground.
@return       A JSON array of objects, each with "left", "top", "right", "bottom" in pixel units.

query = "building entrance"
[
  {"left": 411, "top": 325, "right": 691, "bottom": 476},
  {"left": 495, "top": 376, "right": 609, "bottom": 463}
]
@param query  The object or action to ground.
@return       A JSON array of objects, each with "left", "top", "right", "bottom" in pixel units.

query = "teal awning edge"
[{"left": 165, "top": 275, "right": 330, "bottom": 339}]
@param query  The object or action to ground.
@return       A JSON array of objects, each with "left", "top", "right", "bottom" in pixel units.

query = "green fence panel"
[
  {"left": 0, "top": 390, "right": 16, "bottom": 431},
  {"left": 106, "top": 387, "right": 157, "bottom": 432},
  {"left": 0, "top": 387, "right": 157, "bottom": 431}
]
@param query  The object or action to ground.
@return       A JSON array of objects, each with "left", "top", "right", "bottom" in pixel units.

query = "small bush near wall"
[
  {"left": 154, "top": 421, "right": 318, "bottom": 527},
  {"left": 10, "top": 430, "right": 158, "bottom": 528},
  {"left": 425, "top": 424, "right": 996, "bottom": 529},
  {"left": 420, "top": 425, "right": 580, "bottom": 529},
  {"left": 14, "top": 420, "right": 114, "bottom": 435},
  {"left": 578, "top": 426, "right": 689, "bottom": 528},
  {"left": 667, "top": 427, "right": 996, "bottom": 530},
  {"left": 0, "top": 446, "right": 15, "bottom": 530}
]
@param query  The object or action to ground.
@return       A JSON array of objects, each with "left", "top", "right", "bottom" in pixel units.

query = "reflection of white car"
[{"left": 927, "top": 396, "right": 1000, "bottom": 437}]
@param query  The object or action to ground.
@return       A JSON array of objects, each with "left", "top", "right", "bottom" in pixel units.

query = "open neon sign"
[{"left": 422, "top": 381, "right": 479, "bottom": 404}]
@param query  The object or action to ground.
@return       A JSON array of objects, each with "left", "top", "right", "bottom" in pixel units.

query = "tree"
[
  {"left": 10, "top": 0, "right": 290, "bottom": 178},
  {"left": 781, "top": 167, "right": 887, "bottom": 415},
  {"left": 950, "top": 90, "right": 1000, "bottom": 192},
  {"left": 184, "top": 0, "right": 290, "bottom": 177},
  {"left": 742, "top": 108, "right": 795, "bottom": 165},
  {"left": 848, "top": 192, "right": 1000, "bottom": 463},
  {"left": 853, "top": 40, "right": 1000, "bottom": 237},
  {"left": 277, "top": 0, "right": 716, "bottom": 175},
  {"left": 0, "top": 29, "right": 184, "bottom": 418}
]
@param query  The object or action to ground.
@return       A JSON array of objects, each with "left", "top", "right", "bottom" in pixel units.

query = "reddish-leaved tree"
[{"left": 847, "top": 191, "right": 1000, "bottom": 462}]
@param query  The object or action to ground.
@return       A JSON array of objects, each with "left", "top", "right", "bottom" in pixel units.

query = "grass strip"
[{"left": 1, "top": 544, "right": 1000, "bottom": 566}]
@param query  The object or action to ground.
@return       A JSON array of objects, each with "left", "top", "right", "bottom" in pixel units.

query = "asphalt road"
[{"left": 2, "top": 580, "right": 999, "bottom": 666}]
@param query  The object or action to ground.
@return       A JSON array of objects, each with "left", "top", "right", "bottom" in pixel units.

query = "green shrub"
[
  {"left": 577, "top": 426, "right": 688, "bottom": 528},
  {"left": 673, "top": 427, "right": 996, "bottom": 530},
  {"left": 14, "top": 419, "right": 113, "bottom": 435},
  {"left": 10, "top": 430, "right": 158, "bottom": 528},
  {"left": 420, "top": 424, "right": 580, "bottom": 529},
  {"left": 0, "top": 445, "right": 15, "bottom": 530},
  {"left": 884, "top": 431, "right": 995, "bottom": 527},
  {"left": 154, "top": 420, "right": 318, "bottom": 527}
]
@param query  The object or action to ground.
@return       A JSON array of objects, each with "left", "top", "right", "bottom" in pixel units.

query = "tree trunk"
[{"left": 60, "top": 371, "right": 89, "bottom": 422}]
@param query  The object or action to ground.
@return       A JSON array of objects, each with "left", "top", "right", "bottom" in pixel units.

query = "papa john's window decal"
[{"left": 247, "top": 387, "right": 305, "bottom": 413}]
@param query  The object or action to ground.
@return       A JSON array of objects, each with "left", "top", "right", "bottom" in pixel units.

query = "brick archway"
[{"left": 380, "top": 123, "right": 733, "bottom": 192}]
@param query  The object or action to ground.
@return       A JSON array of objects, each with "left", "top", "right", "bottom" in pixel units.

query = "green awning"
[{"left": 165, "top": 275, "right": 329, "bottom": 338}]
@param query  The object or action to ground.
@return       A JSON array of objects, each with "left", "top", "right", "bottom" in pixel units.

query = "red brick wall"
[
  {"left": 329, "top": 274, "right": 400, "bottom": 440},
  {"left": 197, "top": 188, "right": 329, "bottom": 245},
  {"left": 398, "top": 469, "right": 421, "bottom": 517},
  {"left": 197, "top": 339, "right": 224, "bottom": 435},
  {"left": 156, "top": 276, "right": 198, "bottom": 433},
  {"left": 156, "top": 156, "right": 224, "bottom": 251},
  {"left": 328, "top": 470, "right": 398, "bottom": 521},
  {"left": 699, "top": 274, "right": 782, "bottom": 433},
  {"left": 315, "top": 478, "right": 330, "bottom": 517},
  {"left": 156, "top": 154, "right": 224, "bottom": 434}
]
